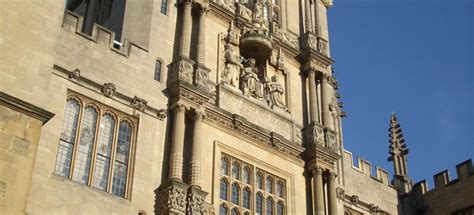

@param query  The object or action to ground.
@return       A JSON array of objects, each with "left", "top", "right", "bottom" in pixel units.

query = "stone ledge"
[{"left": 0, "top": 92, "right": 55, "bottom": 125}]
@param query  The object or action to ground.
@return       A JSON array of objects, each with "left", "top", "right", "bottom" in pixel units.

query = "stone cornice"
[
  {"left": 52, "top": 64, "right": 167, "bottom": 120},
  {"left": 203, "top": 105, "right": 305, "bottom": 162},
  {"left": 0, "top": 92, "right": 55, "bottom": 125}
]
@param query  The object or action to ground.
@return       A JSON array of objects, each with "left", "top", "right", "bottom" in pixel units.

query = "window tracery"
[
  {"left": 54, "top": 93, "right": 137, "bottom": 198},
  {"left": 220, "top": 153, "right": 286, "bottom": 214}
]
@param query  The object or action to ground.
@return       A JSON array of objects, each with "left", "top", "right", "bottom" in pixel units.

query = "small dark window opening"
[
  {"left": 154, "top": 60, "right": 162, "bottom": 82},
  {"left": 66, "top": 0, "right": 126, "bottom": 42},
  {"left": 160, "top": 0, "right": 168, "bottom": 15}
]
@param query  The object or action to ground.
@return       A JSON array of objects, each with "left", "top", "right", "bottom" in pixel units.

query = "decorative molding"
[
  {"left": 0, "top": 92, "right": 55, "bottom": 125},
  {"left": 52, "top": 64, "right": 166, "bottom": 120}
]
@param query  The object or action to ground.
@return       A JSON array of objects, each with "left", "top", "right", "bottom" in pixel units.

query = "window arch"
[
  {"left": 256, "top": 172, "right": 263, "bottom": 190},
  {"left": 231, "top": 208, "right": 240, "bottom": 215},
  {"left": 243, "top": 187, "right": 251, "bottom": 209},
  {"left": 221, "top": 158, "right": 229, "bottom": 176},
  {"left": 243, "top": 167, "right": 251, "bottom": 184},
  {"left": 277, "top": 201, "right": 284, "bottom": 215},
  {"left": 256, "top": 193, "right": 263, "bottom": 214},
  {"left": 232, "top": 162, "right": 240, "bottom": 180},
  {"left": 266, "top": 176, "right": 273, "bottom": 194},
  {"left": 231, "top": 183, "right": 240, "bottom": 205},
  {"left": 276, "top": 181, "right": 284, "bottom": 198},
  {"left": 154, "top": 60, "right": 162, "bottom": 82},
  {"left": 54, "top": 93, "right": 137, "bottom": 198},
  {"left": 220, "top": 178, "right": 229, "bottom": 200},
  {"left": 219, "top": 204, "right": 228, "bottom": 215},
  {"left": 266, "top": 197, "right": 274, "bottom": 215}
]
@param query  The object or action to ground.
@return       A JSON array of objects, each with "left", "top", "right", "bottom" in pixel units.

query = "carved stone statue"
[
  {"left": 240, "top": 58, "right": 263, "bottom": 99},
  {"left": 253, "top": 0, "right": 265, "bottom": 22},
  {"left": 221, "top": 44, "right": 242, "bottom": 87},
  {"left": 266, "top": 75, "right": 286, "bottom": 109},
  {"left": 237, "top": 2, "right": 252, "bottom": 21}
]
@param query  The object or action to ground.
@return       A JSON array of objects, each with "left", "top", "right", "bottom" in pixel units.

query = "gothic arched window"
[
  {"left": 243, "top": 187, "right": 251, "bottom": 209},
  {"left": 220, "top": 179, "right": 229, "bottom": 200},
  {"left": 257, "top": 173, "right": 263, "bottom": 190},
  {"left": 256, "top": 193, "right": 263, "bottom": 214},
  {"left": 232, "top": 162, "right": 240, "bottom": 180},
  {"left": 220, "top": 204, "right": 228, "bottom": 215},
  {"left": 277, "top": 201, "right": 284, "bottom": 215},
  {"left": 222, "top": 158, "right": 229, "bottom": 176},
  {"left": 231, "top": 183, "right": 240, "bottom": 205},
  {"left": 243, "top": 167, "right": 251, "bottom": 184},
  {"left": 266, "top": 197, "right": 274, "bottom": 215},
  {"left": 231, "top": 208, "right": 240, "bottom": 215},
  {"left": 276, "top": 181, "right": 284, "bottom": 198},
  {"left": 54, "top": 93, "right": 137, "bottom": 198},
  {"left": 266, "top": 176, "right": 274, "bottom": 194}
]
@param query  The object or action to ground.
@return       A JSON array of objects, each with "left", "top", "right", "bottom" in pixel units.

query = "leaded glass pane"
[
  {"left": 92, "top": 114, "right": 115, "bottom": 190},
  {"left": 256, "top": 193, "right": 263, "bottom": 214},
  {"left": 72, "top": 106, "right": 98, "bottom": 184},
  {"left": 112, "top": 121, "right": 132, "bottom": 197},
  {"left": 219, "top": 204, "right": 228, "bottom": 215},
  {"left": 243, "top": 188, "right": 251, "bottom": 209},
  {"left": 277, "top": 201, "right": 284, "bottom": 215},
  {"left": 257, "top": 173, "right": 263, "bottom": 190},
  {"left": 222, "top": 158, "right": 229, "bottom": 175},
  {"left": 220, "top": 179, "right": 228, "bottom": 200},
  {"left": 55, "top": 99, "right": 80, "bottom": 177},
  {"left": 266, "top": 176, "right": 273, "bottom": 193},
  {"left": 266, "top": 198, "right": 274, "bottom": 215},
  {"left": 243, "top": 168, "right": 251, "bottom": 184},
  {"left": 231, "top": 183, "right": 239, "bottom": 205},
  {"left": 276, "top": 181, "right": 284, "bottom": 198},
  {"left": 232, "top": 162, "right": 240, "bottom": 180}
]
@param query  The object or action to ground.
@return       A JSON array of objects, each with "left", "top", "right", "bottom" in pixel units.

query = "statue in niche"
[
  {"left": 221, "top": 44, "right": 243, "bottom": 87},
  {"left": 266, "top": 75, "right": 287, "bottom": 110},
  {"left": 253, "top": 0, "right": 265, "bottom": 22},
  {"left": 240, "top": 58, "right": 263, "bottom": 99},
  {"left": 237, "top": 2, "right": 253, "bottom": 21}
]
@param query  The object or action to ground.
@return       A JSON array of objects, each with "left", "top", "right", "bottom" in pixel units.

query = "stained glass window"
[{"left": 53, "top": 94, "right": 137, "bottom": 199}]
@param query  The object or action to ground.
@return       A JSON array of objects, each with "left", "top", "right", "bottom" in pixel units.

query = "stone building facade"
[{"left": 0, "top": 0, "right": 472, "bottom": 214}]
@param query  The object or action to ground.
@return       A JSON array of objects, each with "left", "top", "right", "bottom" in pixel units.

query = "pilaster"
[
  {"left": 327, "top": 171, "right": 338, "bottom": 215},
  {"left": 169, "top": 103, "right": 188, "bottom": 181},
  {"left": 189, "top": 109, "right": 206, "bottom": 187},
  {"left": 312, "top": 167, "right": 325, "bottom": 215}
]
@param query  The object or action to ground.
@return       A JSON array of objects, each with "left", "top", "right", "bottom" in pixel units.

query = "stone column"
[
  {"left": 196, "top": 6, "right": 208, "bottom": 64},
  {"left": 328, "top": 172, "right": 338, "bottom": 215},
  {"left": 179, "top": 0, "right": 193, "bottom": 58},
  {"left": 308, "top": 69, "right": 319, "bottom": 123},
  {"left": 190, "top": 109, "right": 206, "bottom": 187},
  {"left": 169, "top": 104, "right": 187, "bottom": 180},
  {"left": 304, "top": 0, "right": 313, "bottom": 33},
  {"left": 320, "top": 74, "right": 334, "bottom": 130},
  {"left": 312, "top": 167, "right": 325, "bottom": 215}
]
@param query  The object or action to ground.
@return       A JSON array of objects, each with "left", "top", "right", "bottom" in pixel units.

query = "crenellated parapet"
[
  {"left": 61, "top": 11, "right": 148, "bottom": 58},
  {"left": 412, "top": 159, "right": 473, "bottom": 195},
  {"left": 343, "top": 150, "right": 392, "bottom": 186}
]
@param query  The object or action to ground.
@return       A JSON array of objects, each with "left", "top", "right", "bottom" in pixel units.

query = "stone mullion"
[
  {"left": 312, "top": 167, "right": 325, "bottom": 215},
  {"left": 327, "top": 172, "right": 338, "bottom": 215},
  {"left": 179, "top": 0, "right": 193, "bottom": 58},
  {"left": 169, "top": 104, "right": 187, "bottom": 181}
]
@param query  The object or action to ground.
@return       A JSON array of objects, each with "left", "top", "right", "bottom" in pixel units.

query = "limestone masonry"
[{"left": 0, "top": 0, "right": 472, "bottom": 214}]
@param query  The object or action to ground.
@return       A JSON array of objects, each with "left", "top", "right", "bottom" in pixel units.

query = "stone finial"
[{"left": 388, "top": 113, "right": 409, "bottom": 176}]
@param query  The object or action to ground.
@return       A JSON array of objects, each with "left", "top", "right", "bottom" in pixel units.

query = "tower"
[{"left": 388, "top": 113, "right": 412, "bottom": 193}]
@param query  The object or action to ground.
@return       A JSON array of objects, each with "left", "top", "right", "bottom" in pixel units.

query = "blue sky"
[{"left": 328, "top": 0, "right": 473, "bottom": 184}]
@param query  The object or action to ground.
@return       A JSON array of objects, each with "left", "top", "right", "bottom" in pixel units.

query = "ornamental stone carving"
[
  {"left": 173, "top": 60, "right": 193, "bottom": 84},
  {"left": 69, "top": 68, "right": 80, "bottom": 80},
  {"left": 226, "top": 21, "right": 239, "bottom": 44},
  {"left": 221, "top": 44, "right": 243, "bottom": 88},
  {"left": 317, "top": 37, "right": 329, "bottom": 55},
  {"left": 336, "top": 187, "right": 345, "bottom": 200},
  {"left": 195, "top": 67, "right": 210, "bottom": 90},
  {"left": 237, "top": 2, "right": 252, "bottom": 21},
  {"left": 186, "top": 187, "right": 207, "bottom": 215},
  {"left": 101, "top": 82, "right": 116, "bottom": 97},
  {"left": 369, "top": 204, "right": 380, "bottom": 213},
  {"left": 350, "top": 195, "right": 359, "bottom": 205},
  {"left": 157, "top": 109, "right": 168, "bottom": 120},
  {"left": 159, "top": 184, "right": 187, "bottom": 214},
  {"left": 272, "top": 23, "right": 299, "bottom": 49},
  {"left": 325, "top": 129, "right": 339, "bottom": 153},
  {"left": 265, "top": 75, "right": 286, "bottom": 110},
  {"left": 240, "top": 58, "right": 263, "bottom": 99},
  {"left": 306, "top": 123, "right": 325, "bottom": 146},
  {"left": 131, "top": 96, "right": 147, "bottom": 111}
]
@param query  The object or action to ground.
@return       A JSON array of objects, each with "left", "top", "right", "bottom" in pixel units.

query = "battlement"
[
  {"left": 61, "top": 11, "right": 148, "bottom": 58},
  {"left": 412, "top": 159, "right": 473, "bottom": 195},
  {"left": 343, "top": 150, "right": 391, "bottom": 186}
]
